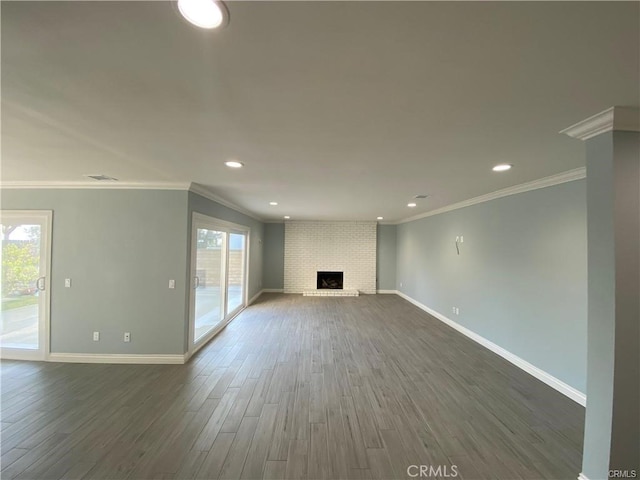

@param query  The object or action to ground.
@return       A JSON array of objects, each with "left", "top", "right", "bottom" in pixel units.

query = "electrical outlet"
[
  {"left": 65, "top": 278, "right": 71, "bottom": 288},
  {"left": 93, "top": 331, "right": 99, "bottom": 341},
  {"left": 456, "top": 307, "right": 460, "bottom": 315},
  {"left": 169, "top": 279, "right": 175, "bottom": 289},
  {"left": 460, "top": 236, "right": 464, "bottom": 243},
  {"left": 400, "top": 282, "right": 403, "bottom": 287},
  {"left": 452, "top": 307, "right": 456, "bottom": 314},
  {"left": 124, "top": 332, "right": 131, "bottom": 343}
]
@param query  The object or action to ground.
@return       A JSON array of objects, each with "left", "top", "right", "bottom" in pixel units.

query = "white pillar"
[{"left": 561, "top": 107, "right": 639, "bottom": 480}]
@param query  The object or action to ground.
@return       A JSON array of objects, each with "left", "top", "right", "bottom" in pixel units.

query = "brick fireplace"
[{"left": 284, "top": 221, "right": 377, "bottom": 294}]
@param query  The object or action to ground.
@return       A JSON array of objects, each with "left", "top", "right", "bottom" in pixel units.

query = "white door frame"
[
  {"left": 188, "top": 213, "right": 250, "bottom": 357},
  {"left": 0, "top": 210, "right": 52, "bottom": 361}
]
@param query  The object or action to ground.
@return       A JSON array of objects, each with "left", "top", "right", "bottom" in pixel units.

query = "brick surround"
[{"left": 284, "top": 221, "right": 377, "bottom": 294}]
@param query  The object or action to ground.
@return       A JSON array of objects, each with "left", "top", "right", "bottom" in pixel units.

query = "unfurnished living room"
[{"left": 0, "top": 1, "right": 638, "bottom": 480}]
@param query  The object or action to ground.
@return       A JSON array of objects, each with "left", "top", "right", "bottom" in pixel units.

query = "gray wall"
[
  {"left": 396, "top": 179, "right": 588, "bottom": 392},
  {"left": 609, "top": 131, "right": 639, "bottom": 474},
  {"left": 263, "top": 223, "right": 284, "bottom": 290},
  {"left": 377, "top": 224, "right": 397, "bottom": 291},
  {"left": 1, "top": 189, "right": 189, "bottom": 355}
]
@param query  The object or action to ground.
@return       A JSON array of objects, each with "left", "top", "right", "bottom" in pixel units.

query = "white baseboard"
[
  {"left": 248, "top": 290, "right": 264, "bottom": 305},
  {"left": 377, "top": 289, "right": 397, "bottom": 294},
  {"left": 577, "top": 473, "right": 590, "bottom": 480},
  {"left": 48, "top": 353, "right": 186, "bottom": 364},
  {"left": 395, "top": 291, "right": 587, "bottom": 406},
  {"left": 248, "top": 288, "right": 284, "bottom": 305},
  {"left": 49, "top": 292, "right": 271, "bottom": 367}
]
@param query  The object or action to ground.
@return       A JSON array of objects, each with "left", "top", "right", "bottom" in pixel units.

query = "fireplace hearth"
[{"left": 317, "top": 271, "right": 343, "bottom": 290}]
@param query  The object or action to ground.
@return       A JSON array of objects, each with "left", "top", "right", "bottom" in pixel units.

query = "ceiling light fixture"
[
  {"left": 284, "top": 216, "right": 290, "bottom": 220},
  {"left": 377, "top": 216, "right": 383, "bottom": 220},
  {"left": 492, "top": 163, "right": 513, "bottom": 172},
  {"left": 407, "top": 203, "right": 417, "bottom": 208},
  {"left": 178, "top": 0, "right": 227, "bottom": 29},
  {"left": 269, "top": 202, "right": 278, "bottom": 206},
  {"left": 224, "top": 161, "right": 243, "bottom": 168}
]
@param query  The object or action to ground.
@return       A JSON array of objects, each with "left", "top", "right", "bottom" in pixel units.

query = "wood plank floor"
[{"left": 1, "top": 294, "right": 584, "bottom": 480}]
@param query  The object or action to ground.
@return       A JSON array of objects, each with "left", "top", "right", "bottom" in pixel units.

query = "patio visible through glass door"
[
  {"left": 227, "top": 233, "right": 246, "bottom": 314},
  {"left": 193, "top": 228, "right": 226, "bottom": 342},
  {"left": 190, "top": 214, "right": 250, "bottom": 352}
]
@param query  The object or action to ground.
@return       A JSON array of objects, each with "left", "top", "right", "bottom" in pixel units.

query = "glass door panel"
[
  {"left": 227, "top": 233, "right": 246, "bottom": 314},
  {"left": 1, "top": 212, "right": 51, "bottom": 360},
  {"left": 190, "top": 213, "right": 250, "bottom": 354},
  {"left": 193, "top": 228, "right": 226, "bottom": 343}
]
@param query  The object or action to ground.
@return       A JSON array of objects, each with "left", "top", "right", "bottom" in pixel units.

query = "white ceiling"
[{"left": 2, "top": 1, "right": 638, "bottom": 222}]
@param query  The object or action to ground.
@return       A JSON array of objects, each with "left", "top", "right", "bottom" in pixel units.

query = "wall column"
[{"left": 562, "top": 107, "right": 639, "bottom": 480}]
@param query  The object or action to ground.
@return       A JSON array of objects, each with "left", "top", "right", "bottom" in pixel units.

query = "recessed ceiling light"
[
  {"left": 407, "top": 203, "right": 417, "bottom": 208},
  {"left": 269, "top": 202, "right": 278, "bottom": 206},
  {"left": 224, "top": 161, "right": 243, "bottom": 168},
  {"left": 492, "top": 163, "right": 513, "bottom": 172},
  {"left": 178, "top": 0, "right": 226, "bottom": 29},
  {"left": 377, "top": 216, "right": 383, "bottom": 220},
  {"left": 284, "top": 216, "right": 290, "bottom": 219}
]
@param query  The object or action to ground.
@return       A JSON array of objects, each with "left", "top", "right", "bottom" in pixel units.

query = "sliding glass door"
[
  {"left": 0, "top": 211, "right": 52, "bottom": 360},
  {"left": 227, "top": 233, "right": 246, "bottom": 314},
  {"left": 190, "top": 214, "right": 248, "bottom": 352},
  {"left": 193, "top": 227, "right": 226, "bottom": 343}
]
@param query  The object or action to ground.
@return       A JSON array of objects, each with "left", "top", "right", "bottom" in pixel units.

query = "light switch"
[
  {"left": 169, "top": 279, "right": 175, "bottom": 289},
  {"left": 65, "top": 278, "right": 71, "bottom": 288}
]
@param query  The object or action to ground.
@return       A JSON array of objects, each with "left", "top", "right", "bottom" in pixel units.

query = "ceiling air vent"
[
  {"left": 84, "top": 174, "right": 119, "bottom": 181},
  {"left": 414, "top": 194, "right": 429, "bottom": 199}
]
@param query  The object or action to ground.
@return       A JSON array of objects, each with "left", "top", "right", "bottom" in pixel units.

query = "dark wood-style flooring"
[{"left": 1, "top": 294, "right": 584, "bottom": 480}]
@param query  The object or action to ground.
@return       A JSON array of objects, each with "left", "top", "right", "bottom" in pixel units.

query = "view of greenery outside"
[
  {"left": 1, "top": 224, "right": 40, "bottom": 311},
  {"left": 1, "top": 295, "right": 38, "bottom": 311},
  {"left": 197, "top": 229, "right": 223, "bottom": 249}
]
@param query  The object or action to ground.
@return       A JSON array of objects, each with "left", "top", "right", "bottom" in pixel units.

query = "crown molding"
[
  {"left": 1, "top": 181, "right": 265, "bottom": 222},
  {"left": 282, "top": 220, "right": 377, "bottom": 225},
  {"left": 2, "top": 168, "right": 589, "bottom": 226},
  {"left": 394, "top": 167, "right": 586, "bottom": 225},
  {"left": 560, "top": 106, "right": 640, "bottom": 141},
  {"left": 0, "top": 180, "right": 190, "bottom": 190},
  {"left": 188, "top": 183, "right": 263, "bottom": 222}
]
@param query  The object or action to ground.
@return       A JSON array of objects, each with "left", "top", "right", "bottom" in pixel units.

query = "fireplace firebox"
[{"left": 317, "top": 271, "right": 343, "bottom": 290}]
